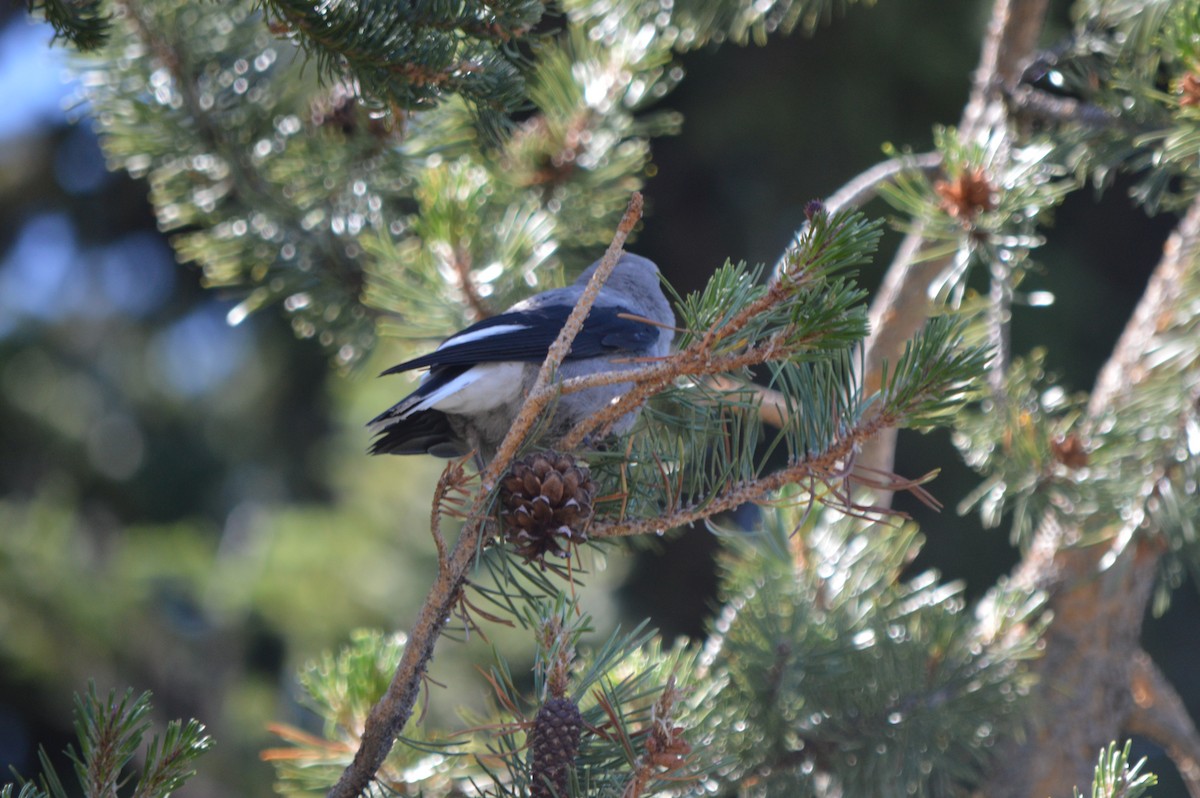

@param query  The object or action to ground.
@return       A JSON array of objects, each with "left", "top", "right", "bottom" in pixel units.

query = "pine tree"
[{"left": 16, "top": 0, "right": 1200, "bottom": 797}]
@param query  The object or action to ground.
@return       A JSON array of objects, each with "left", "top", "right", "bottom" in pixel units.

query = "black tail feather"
[{"left": 368, "top": 409, "right": 465, "bottom": 457}]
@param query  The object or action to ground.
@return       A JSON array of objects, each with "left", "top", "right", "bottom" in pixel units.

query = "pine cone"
[
  {"left": 499, "top": 452, "right": 595, "bottom": 563},
  {"left": 934, "top": 166, "right": 997, "bottom": 221},
  {"left": 528, "top": 695, "right": 583, "bottom": 798}
]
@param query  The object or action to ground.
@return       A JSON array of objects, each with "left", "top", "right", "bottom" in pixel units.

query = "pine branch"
[
  {"left": 857, "top": 0, "right": 1052, "bottom": 485},
  {"left": 87, "top": 0, "right": 383, "bottom": 363},
  {"left": 560, "top": 208, "right": 879, "bottom": 449},
  {"left": 260, "top": 0, "right": 542, "bottom": 142},
  {"left": 664, "top": 0, "right": 871, "bottom": 49},
  {"left": 26, "top": 0, "right": 111, "bottom": 50},
  {"left": 986, "top": 187, "right": 1200, "bottom": 798},
  {"left": 325, "top": 186, "right": 987, "bottom": 794},
  {"left": 1079, "top": 741, "right": 1157, "bottom": 798},
  {"left": 773, "top": 152, "right": 944, "bottom": 279},
  {"left": 691, "top": 508, "right": 1045, "bottom": 797},
  {"left": 3, "top": 684, "right": 212, "bottom": 798},
  {"left": 590, "top": 408, "right": 894, "bottom": 540},
  {"left": 327, "top": 194, "right": 645, "bottom": 798}
]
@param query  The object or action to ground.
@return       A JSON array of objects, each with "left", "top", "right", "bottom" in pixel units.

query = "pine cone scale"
[{"left": 499, "top": 451, "right": 596, "bottom": 563}]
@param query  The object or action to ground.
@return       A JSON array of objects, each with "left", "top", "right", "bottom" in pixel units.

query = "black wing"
[{"left": 381, "top": 304, "right": 657, "bottom": 376}]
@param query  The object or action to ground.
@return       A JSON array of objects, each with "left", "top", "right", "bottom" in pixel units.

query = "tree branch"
[
  {"left": 986, "top": 190, "right": 1200, "bottom": 798},
  {"left": 327, "top": 193, "right": 644, "bottom": 798},
  {"left": 1127, "top": 650, "right": 1200, "bottom": 798},
  {"left": 587, "top": 407, "right": 909, "bottom": 540},
  {"left": 450, "top": 245, "right": 491, "bottom": 322},
  {"left": 774, "top": 152, "right": 943, "bottom": 278},
  {"left": 1088, "top": 193, "right": 1200, "bottom": 417},
  {"left": 856, "top": 0, "right": 1050, "bottom": 488}
]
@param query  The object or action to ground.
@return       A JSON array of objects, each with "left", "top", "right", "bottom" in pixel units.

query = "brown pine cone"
[
  {"left": 499, "top": 451, "right": 596, "bottom": 563},
  {"left": 528, "top": 695, "right": 583, "bottom": 798}
]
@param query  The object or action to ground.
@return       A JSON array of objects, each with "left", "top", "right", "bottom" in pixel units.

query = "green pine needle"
[
  {"left": 1077, "top": 741, "right": 1157, "bottom": 798},
  {"left": 2, "top": 684, "right": 211, "bottom": 798},
  {"left": 27, "top": 0, "right": 110, "bottom": 51}
]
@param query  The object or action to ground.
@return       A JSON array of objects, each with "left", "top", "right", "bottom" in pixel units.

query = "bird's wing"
[{"left": 379, "top": 304, "right": 658, "bottom": 375}]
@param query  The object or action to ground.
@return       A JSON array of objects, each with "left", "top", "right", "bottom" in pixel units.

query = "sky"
[{"left": 0, "top": 17, "right": 254, "bottom": 403}]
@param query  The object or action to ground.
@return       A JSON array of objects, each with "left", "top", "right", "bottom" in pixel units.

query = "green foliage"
[
  {"left": 583, "top": 210, "right": 986, "bottom": 532},
  {"left": 954, "top": 221, "right": 1200, "bottom": 609},
  {"left": 30, "top": 0, "right": 1200, "bottom": 796},
  {"left": 473, "top": 612, "right": 699, "bottom": 798},
  {"left": 26, "top": 0, "right": 110, "bottom": 50},
  {"left": 270, "top": 629, "right": 463, "bottom": 794},
  {"left": 568, "top": 0, "right": 876, "bottom": 49},
  {"left": 691, "top": 505, "right": 1045, "bottom": 798},
  {"left": 953, "top": 351, "right": 1089, "bottom": 544},
  {"left": 1037, "top": 0, "right": 1200, "bottom": 211},
  {"left": 82, "top": 0, "right": 383, "bottom": 365},
  {"left": 880, "top": 127, "right": 1073, "bottom": 308},
  {"left": 0, "top": 467, "right": 447, "bottom": 793},
  {"left": 299, "top": 629, "right": 410, "bottom": 744},
  {"left": 269, "top": 610, "right": 699, "bottom": 797},
  {"left": 1076, "top": 741, "right": 1157, "bottom": 798},
  {"left": 878, "top": 314, "right": 991, "bottom": 426},
  {"left": 78, "top": 0, "right": 686, "bottom": 368},
  {"left": 2, "top": 684, "right": 212, "bottom": 798},
  {"left": 260, "top": 0, "right": 544, "bottom": 143}
]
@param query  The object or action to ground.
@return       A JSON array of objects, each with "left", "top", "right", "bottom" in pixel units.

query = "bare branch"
[
  {"left": 704, "top": 375, "right": 793, "bottom": 429},
  {"left": 986, "top": 191, "right": 1200, "bottom": 798},
  {"left": 1127, "top": 651, "right": 1200, "bottom": 798},
  {"left": 1088, "top": 192, "right": 1200, "bottom": 417},
  {"left": 449, "top": 245, "right": 491, "bottom": 321}
]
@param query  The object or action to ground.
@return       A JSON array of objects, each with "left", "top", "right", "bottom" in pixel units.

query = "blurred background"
[{"left": 1, "top": 0, "right": 1196, "bottom": 795}]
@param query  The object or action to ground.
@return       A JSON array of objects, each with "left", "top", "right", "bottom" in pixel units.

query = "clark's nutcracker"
[{"left": 368, "top": 253, "right": 675, "bottom": 462}]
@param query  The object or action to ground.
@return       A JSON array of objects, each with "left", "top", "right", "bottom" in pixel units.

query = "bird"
[{"left": 368, "top": 252, "right": 675, "bottom": 464}]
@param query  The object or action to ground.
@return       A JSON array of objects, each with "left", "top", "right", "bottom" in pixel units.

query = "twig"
[
  {"left": 773, "top": 152, "right": 943, "bottom": 278},
  {"left": 621, "top": 675, "right": 692, "bottom": 798},
  {"left": 327, "top": 194, "right": 644, "bottom": 798},
  {"left": 481, "top": 193, "right": 644, "bottom": 486},
  {"left": 449, "top": 244, "right": 491, "bottom": 321},
  {"left": 1004, "top": 81, "right": 1118, "bottom": 130},
  {"left": 558, "top": 212, "right": 853, "bottom": 449},
  {"left": 588, "top": 408, "right": 905, "bottom": 540},
  {"left": 704, "top": 376, "right": 793, "bottom": 429},
  {"left": 556, "top": 332, "right": 797, "bottom": 449}
]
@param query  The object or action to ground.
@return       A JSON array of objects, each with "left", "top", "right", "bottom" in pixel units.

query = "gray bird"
[{"left": 368, "top": 253, "right": 675, "bottom": 463}]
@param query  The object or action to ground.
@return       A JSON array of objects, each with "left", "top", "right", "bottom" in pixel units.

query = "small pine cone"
[
  {"left": 529, "top": 696, "right": 583, "bottom": 798},
  {"left": 499, "top": 452, "right": 595, "bottom": 563},
  {"left": 935, "top": 166, "right": 997, "bottom": 221}
]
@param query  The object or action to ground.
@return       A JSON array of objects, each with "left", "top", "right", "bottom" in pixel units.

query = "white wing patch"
[
  {"left": 411, "top": 362, "right": 526, "bottom": 415},
  {"left": 441, "top": 324, "right": 530, "bottom": 349}
]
